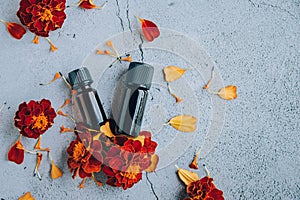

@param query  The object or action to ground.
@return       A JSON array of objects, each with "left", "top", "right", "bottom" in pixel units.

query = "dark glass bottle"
[
  {"left": 112, "top": 62, "right": 154, "bottom": 137},
  {"left": 68, "top": 67, "right": 107, "bottom": 129}
]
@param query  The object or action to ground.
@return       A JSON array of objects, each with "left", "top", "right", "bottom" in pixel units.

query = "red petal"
[
  {"left": 6, "top": 22, "right": 26, "bottom": 40},
  {"left": 79, "top": 0, "right": 97, "bottom": 9},
  {"left": 139, "top": 18, "right": 160, "bottom": 42},
  {"left": 8, "top": 139, "right": 24, "bottom": 164}
]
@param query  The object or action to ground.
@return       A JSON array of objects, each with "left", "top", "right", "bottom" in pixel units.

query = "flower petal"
[
  {"left": 145, "top": 154, "right": 159, "bottom": 172},
  {"left": 163, "top": 66, "right": 188, "bottom": 82},
  {"left": 168, "top": 115, "right": 197, "bottom": 132},
  {"left": 8, "top": 139, "right": 24, "bottom": 165},
  {"left": 138, "top": 17, "right": 160, "bottom": 42},
  {"left": 18, "top": 192, "right": 35, "bottom": 200},
  {"left": 177, "top": 167, "right": 199, "bottom": 186},
  {"left": 189, "top": 153, "right": 199, "bottom": 170},
  {"left": 51, "top": 160, "right": 63, "bottom": 179},
  {"left": 218, "top": 85, "right": 238, "bottom": 100},
  {"left": 6, "top": 22, "right": 26, "bottom": 40}
]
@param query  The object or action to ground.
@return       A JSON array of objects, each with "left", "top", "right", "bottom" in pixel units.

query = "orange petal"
[
  {"left": 57, "top": 110, "right": 69, "bottom": 117},
  {"left": 51, "top": 160, "right": 63, "bottom": 179},
  {"left": 92, "top": 174, "right": 103, "bottom": 187},
  {"left": 168, "top": 115, "right": 197, "bottom": 132},
  {"left": 39, "top": 72, "right": 62, "bottom": 86},
  {"left": 138, "top": 17, "right": 160, "bottom": 42},
  {"left": 100, "top": 121, "right": 115, "bottom": 138},
  {"left": 46, "top": 38, "right": 58, "bottom": 52},
  {"left": 177, "top": 167, "right": 199, "bottom": 186},
  {"left": 96, "top": 49, "right": 106, "bottom": 54},
  {"left": 34, "top": 137, "right": 50, "bottom": 152},
  {"left": 60, "top": 125, "right": 74, "bottom": 133},
  {"left": 218, "top": 85, "right": 238, "bottom": 100},
  {"left": 145, "top": 154, "right": 159, "bottom": 172},
  {"left": 120, "top": 55, "right": 132, "bottom": 62},
  {"left": 79, "top": 178, "right": 86, "bottom": 188},
  {"left": 106, "top": 40, "right": 113, "bottom": 48},
  {"left": 189, "top": 153, "right": 199, "bottom": 170},
  {"left": 78, "top": 0, "right": 99, "bottom": 9},
  {"left": 171, "top": 93, "right": 183, "bottom": 103},
  {"left": 18, "top": 192, "right": 35, "bottom": 200},
  {"left": 5, "top": 22, "right": 26, "bottom": 40},
  {"left": 163, "top": 66, "right": 188, "bottom": 82},
  {"left": 8, "top": 139, "right": 24, "bottom": 164},
  {"left": 32, "top": 35, "right": 39, "bottom": 44},
  {"left": 59, "top": 99, "right": 71, "bottom": 109}
]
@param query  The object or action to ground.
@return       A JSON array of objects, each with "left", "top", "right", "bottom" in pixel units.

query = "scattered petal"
[
  {"left": 60, "top": 125, "right": 74, "bottom": 133},
  {"left": 2, "top": 21, "right": 26, "bottom": 40},
  {"left": 51, "top": 160, "right": 63, "bottom": 179},
  {"left": 78, "top": 0, "right": 100, "bottom": 9},
  {"left": 164, "top": 66, "right": 188, "bottom": 82},
  {"left": 168, "top": 115, "right": 197, "bottom": 132},
  {"left": 189, "top": 153, "right": 199, "bottom": 170},
  {"left": 171, "top": 93, "right": 183, "bottom": 103},
  {"left": 203, "top": 67, "right": 215, "bottom": 90},
  {"left": 34, "top": 137, "right": 50, "bottom": 152},
  {"left": 57, "top": 110, "right": 69, "bottom": 117},
  {"left": 46, "top": 38, "right": 58, "bottom": 52},
  {"left": 100, "top": 121, "right": 115, "bottom": 138},
  {"left": 18, "top": 192, "right": 35, "bottom": 200},
  {"left": 32, "top": 35, "right": 39, "bottom": 44},
  {"left": 218, "top": 85, "right": 238, "bottom": 100},
  {"left": 34, "top": 153, "right": 43, "bottom": 180},
  {"left": 138, "top": 17, "right": 160, "bottom": 42},
  {"left": 59, "top": 99, "right": 71, "bottom": 109},
  {"left": 39, "top": 72, "right": 62, "bottom": 86},
  {"left": 120, "top": 55, "right": 132, "bottom": 62},
  {"left": 79, "top": 178, "right": 86, "bottom": 188},
  {"left": 8, "top": 139, "right": 24, "bottom": 164},
  {"left": 177, "top": 167, "right": 199, "bottom": 186}
]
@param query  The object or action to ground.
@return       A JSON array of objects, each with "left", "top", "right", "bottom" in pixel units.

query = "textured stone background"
[{"left": 0, "top": 0, "right": 299, "bottom": 199}]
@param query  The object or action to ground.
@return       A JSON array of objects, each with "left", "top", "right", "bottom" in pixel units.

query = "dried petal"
[
  {"left": 145, "top": 154, "right": 159, "bottom": 172},
  {"left": 79, "top": 178, "right": 86, "bottom": 188},
  {"left": 78, "top": 0, "right": 99, "bottom": 9},
  {"left": 57, "top": 110, "right": 69, "bottom": 117},
  {"left": 34, "top": 137, "right": 50, "bottom": 152},
  {"left": 106, "top": 40, "right": 113, "bottom": 48},
  {"left": 60, "top": 125, "right": 74, "bottom": 133},
  {"left": 51, "top": 160, "right": 63, "bottom": 179},
  {"left": 218, "top": 85, "right": 238, "bottom": 100},
  {"left": 163, "top": 66, "right": 188, "bottom": 82},
  {"left": 168, "top": 115, "right": 197, "bottom": 132},
  {"left": 39, "top": 72, "right": 62, "bottom": 86},
  {"left": 46, "top": 38, "right": 58, "bottom": 52},
  {"left": 32, "top": 35, "right": 39, "bottom": 44},
  {"left": 189, "top": 153, "right": 199, "bottom": 169},
  {"left": 138, "top": 17, "right": 160, "bottom": 42},
  {"left": 18, "top": 192, "right": 35, "bottom": 200},
  {"left": 120, "top": 55, "right": 132, "bottom": 62},
  {"left": 4, "top": 22, "right": 26, "bottom": 40},
  {"left": 177, "top": 167, "right": 199, "bottom": 186},
  {"left": 34, "top": 153, "right": 43, "bottom": 180},
  {"left": 171, "top": 93, "right": 183, "bottom": 103},
  {"left": 100, "top": 121, "right": 115, "bottom": 138},
  {"left": 96, "top": 49, "right": 106, "bottom": 55},
  {"left": 8, "top": 139, "right": 24, "bottom": 164},
  {"left": 59, "top": 99, "right": 71, "bottom": 109}
]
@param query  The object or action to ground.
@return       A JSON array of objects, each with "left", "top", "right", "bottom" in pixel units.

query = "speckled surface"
[{"left": 0, "top": 0, "right": 299, "bottom": 199}]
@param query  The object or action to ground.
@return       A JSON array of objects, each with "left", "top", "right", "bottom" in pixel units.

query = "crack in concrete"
[
  {"left": 248, "top": 0, "right": 255, "bottom": 7},
  {"left": 146, "top": 172, "right": 159, "bottom": 200},
  {"left": 138, "top": 34, "right": 144, "bottom": 62},
  {"left": 260, "top": 2, "right": 298, "bottom": 19},
  {"left": 115, "top": 0, "right": 125, "bottom": 31},
  {"left": 126, "top": 0, "right": 132, "bottom": 32}
]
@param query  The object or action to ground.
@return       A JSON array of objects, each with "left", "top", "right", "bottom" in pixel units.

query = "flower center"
[
  {"left": 120, "top": 165, "right": 140, "bottom": 180},
  {"left": 32, "top": 113, "right": 48, "bottom": 130},
  {"left": 40, "top": 9, "right": 53, "bottom": 22},
  {"left": 73, "top": 142, "right": 85, "bottom": 162}
]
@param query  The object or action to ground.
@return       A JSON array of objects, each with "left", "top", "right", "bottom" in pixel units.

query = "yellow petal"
[
  {"left": 51, "top": 160, "right": 63, "bottom": 179},
  {"left": 18, "top": 192, "right": 35, "bottom": 200},
  {"left": 168, "top": 115, "right": 197, "bottom": 132},
  {"left": 163, "top": 66, "right": 188, "bottom": 82},
  {"left": 145, "top": 154, "right": 159, "bottom": 172},
  {"left": 106, "top": 40, "right": 113, "bottom": 48},
  {"left": 218, "top": 85, "right": 237, "bottom": 100},
  {"left": 100, "top": 121, "right": 115, "bottom": 138},
  {"left": 177, "top": 167, "right": 199, "bottom": 186}
]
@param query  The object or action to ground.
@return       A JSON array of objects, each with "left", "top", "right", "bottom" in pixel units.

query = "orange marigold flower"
[
  {"left": 8, "top": 139, "right": 25, "bottom": 165},
  {"left": 0, "top": 20, "right": 26, "bottom": 40},
  {"left": 17, "top": 0, "right": 67, "bottom": 37},
  {"left": 184, "top": 176, "right": 224, "bottom": 200},
  {"left": 103, "top": 131, "right": 158, "bottom": 190},
  {"left": 67, "top": 127, "right": 103, "bottom": 179},
  {"left": 14, "top": 99, "right": 57, "bottom": 139}
]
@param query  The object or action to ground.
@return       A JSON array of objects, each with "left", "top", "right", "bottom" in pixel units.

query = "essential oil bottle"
[{"left": 68, "top": 67, "right": 107, "bottom": 129}]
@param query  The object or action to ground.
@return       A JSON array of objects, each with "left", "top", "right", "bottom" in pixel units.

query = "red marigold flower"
[
  {"left": 103, "top": 131, "right": 158, "bottom": 190},
  {"left": 8, "top": 139, "right": 25, "bottom": 164},
  {"left": 14, "top": 99, "right": 56, "bottom": 139},
  {"left": 67, "top": 128, "right": 103, "bottom": 179},
  {"left": 17, "top": 0, "right": 67, "bottom": 37},
  {"left": 184, "top": 176, "right": 224, "bottom": 200}
]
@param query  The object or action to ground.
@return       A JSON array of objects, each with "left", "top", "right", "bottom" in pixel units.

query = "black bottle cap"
[
  {"left": 125, "top": 62, "right": 154, "bottom": 89},
  {"left": 68, "top": 67, "right": 93, "bottom": 89}
]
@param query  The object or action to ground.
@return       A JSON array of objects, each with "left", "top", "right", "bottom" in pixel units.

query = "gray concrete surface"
[{"left": 0, "top": 0, "right": 299, "bottom": 199}]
